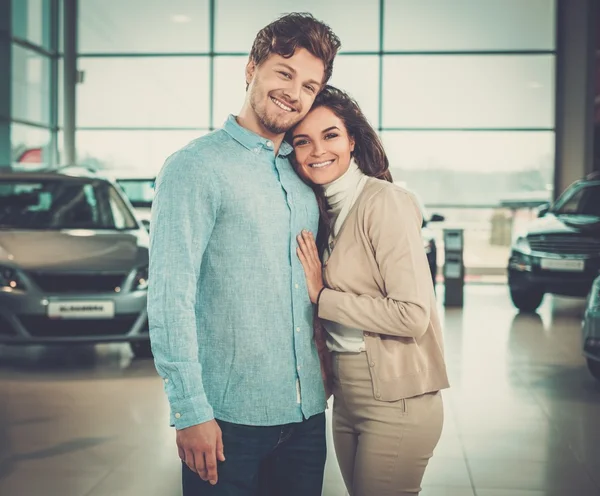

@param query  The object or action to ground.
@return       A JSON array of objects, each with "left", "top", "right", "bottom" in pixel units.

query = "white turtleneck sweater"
[{"left": 321, "top": 160, "right": 369, "bottom": 353}]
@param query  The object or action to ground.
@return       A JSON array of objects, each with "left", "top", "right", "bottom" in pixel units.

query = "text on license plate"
[
  {"left": 540, "top": 259, "right": 585, "bottom": 272},
  {"left": 47, "top": 301, "right": 115, "bottom": 319}
]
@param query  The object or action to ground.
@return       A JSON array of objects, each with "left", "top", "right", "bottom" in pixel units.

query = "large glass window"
[
  {"left": 11, "top": 0, "right": 52, "bottom": 50},
  {"left": 384, "top": 0, "right": 555, "bottom": 51},
  {"left": 383, "top": 55, "right": 555, "bottom": 129},
  {"left": 11, "top": 45, "right": 51, "bottom": 126},
  {"left": 77, "top": 57, "right": 210, "bottom": 128},
  {"left": 78, "top": 0, "right": 210, "bottom": 53},
  {"left": 381, "top": 131, "right": 555, "bottom": 205},
  {"left": 75, "top": 130, "right": 206, "bottom": 173},
  {"left": 214, "top": 0, "right": 380, "bottom": 53}
]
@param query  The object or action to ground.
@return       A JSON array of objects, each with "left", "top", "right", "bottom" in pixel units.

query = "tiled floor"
[{"left": 1, "top": 285, "right": 599, "bottom": 496}]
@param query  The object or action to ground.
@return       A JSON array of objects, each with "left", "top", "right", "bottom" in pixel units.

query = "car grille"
[
  {"left": 19, "top": 315, "right": 138, "bottom": 338},
  {"left": 528, "top": 235, "right": 600, "bottom": 256},
  {"left": 27, "top": 272, "right": 127, "bottom": 294}
]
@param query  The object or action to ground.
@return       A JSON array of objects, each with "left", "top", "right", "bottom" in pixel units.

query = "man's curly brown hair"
[{"left": 249, "top": 13, "right": 341, "bottom": 86}]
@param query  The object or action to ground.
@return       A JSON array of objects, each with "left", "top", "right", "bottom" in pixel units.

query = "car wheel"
[
  {"left": 509, "top": 287, "right": 544, "bottom": 313},
  {"left": 130, "top": 340, "right": 153, "bottom": 359},
  {"left": 587, "top": 358, "right": 600, "bottom": 382}
]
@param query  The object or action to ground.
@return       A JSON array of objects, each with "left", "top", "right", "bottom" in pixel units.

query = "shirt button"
[
  {"left": 265, "top": 140, "right": 273, "bottom": 148},
  {"left": 369, "top": 361, "right": 375, "bottom": 368},
  {"left": 164, "top": 378, "right": 169, "bottom": 383},
  {"left": 297, "top": 365, "right": 301, "bottom": 371},
  {"left": 375, "top": 392, "right": 381, "bottom": 399},
  {"left": 296, "top": 327, "right": 300, "bottom": 332},
  {"left": 175, "top": 413, "right": 181, "bottom": 419},
  {"left": 295, "top": 284, "right": 299, "bottom": 289}
]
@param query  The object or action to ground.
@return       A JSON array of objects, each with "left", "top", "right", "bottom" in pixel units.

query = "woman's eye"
[
  {"left": 279, "top": 71, "right": 292, "bottom": 79},
  {"left": 293, "top": 140, "right": 308, "bottom": 147},
  {"left": 324, "top": 133, "right": 339, "bottom": 140}
]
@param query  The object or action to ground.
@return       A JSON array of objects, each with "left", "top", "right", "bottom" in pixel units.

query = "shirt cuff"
[{"left": 169, "top": 396, "right": 215, "bottom": 430}]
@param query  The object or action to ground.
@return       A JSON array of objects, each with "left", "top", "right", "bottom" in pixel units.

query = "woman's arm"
[{"left": 317, "top": 187, "right": 432, "bottom": 340}]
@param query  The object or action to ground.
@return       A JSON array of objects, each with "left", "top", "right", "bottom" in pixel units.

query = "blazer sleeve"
[{"left": 317, "top": 186, "right": 432, "bottom": 339}]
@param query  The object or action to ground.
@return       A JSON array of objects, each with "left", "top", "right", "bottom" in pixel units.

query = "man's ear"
[{"left": 245, "top": 59, "right": 256, "bottom": 88}]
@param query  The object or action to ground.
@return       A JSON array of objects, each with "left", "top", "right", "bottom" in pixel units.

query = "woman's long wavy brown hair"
[{"left": 287, "top": 85, "right": 393, "bottom": 255}]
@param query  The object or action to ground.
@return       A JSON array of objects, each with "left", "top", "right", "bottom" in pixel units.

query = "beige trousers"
[{"left": 332, "top": 352, "right": 444, "bottom": 496}]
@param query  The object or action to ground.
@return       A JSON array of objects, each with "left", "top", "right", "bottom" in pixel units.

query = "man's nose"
[{"left": 282, "top": 81, "right": 301, "bottom": 103}]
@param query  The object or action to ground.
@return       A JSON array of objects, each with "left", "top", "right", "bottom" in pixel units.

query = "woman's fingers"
[
  {"left": 301, "top": 231, "right": 320, "bottom": 267},
  {"left": 296, "top": 246, "right": 309, "bottom": 272}
]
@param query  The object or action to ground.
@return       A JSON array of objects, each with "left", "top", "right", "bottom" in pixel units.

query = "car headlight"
[
  {"left": 512, "top": 236, "right": 531, "bottom": 255},
  {"left": 0, "top": 266, "right": 25, "bottom": 291},
  {"left": 132, "top": 266, "right": 149, "bottom": 291}
]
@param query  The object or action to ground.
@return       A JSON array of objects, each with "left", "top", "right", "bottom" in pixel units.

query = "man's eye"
[{"left": 304, "top": 85, "right": 315, "bottom": 93}]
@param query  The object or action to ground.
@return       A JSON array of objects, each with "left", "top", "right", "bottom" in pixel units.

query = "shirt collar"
[{"left": 223, "top": 115, "right": 294, "bottom": 157}]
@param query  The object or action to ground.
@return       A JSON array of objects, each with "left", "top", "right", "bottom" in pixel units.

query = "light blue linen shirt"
[{"left": 148, "top": 115, "right": 326, "bottom": 429}]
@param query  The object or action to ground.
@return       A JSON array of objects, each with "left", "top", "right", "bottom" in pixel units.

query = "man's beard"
[{"left": 251, "top": 91, "right": 299, "bottom": 135}]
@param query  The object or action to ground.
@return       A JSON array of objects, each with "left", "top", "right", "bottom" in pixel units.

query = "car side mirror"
[
  {"left": 537, "top": 204, "right": 550, "bottom": 218},
  {"left": 141, "top": 219, "right": 150, "bottom": 232},
  {"left": 429, "top": 213, "right": 445, "bottom": 223}
]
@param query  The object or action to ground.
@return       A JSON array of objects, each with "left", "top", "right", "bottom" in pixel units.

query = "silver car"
[
  {"left": 583, "top": 274, "right": 600, "bottom": 381},
  {"left": 0, "top": 169, "right": 151, "bottom": 358}
]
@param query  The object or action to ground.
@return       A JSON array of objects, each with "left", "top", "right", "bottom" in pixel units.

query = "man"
[{"left": 147, "top": 13, "right": 341, "bottom": 496}]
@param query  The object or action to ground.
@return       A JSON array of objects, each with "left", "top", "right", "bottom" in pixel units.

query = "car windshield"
[
  {"left": 0, "top": 179, "right": 139, "bottom": 230},
  {"left": 117, "top": 179, "right": 155, "bottom": 208},
  {"left": 554, "top": 184, "right": 600, "bottom": 217}
]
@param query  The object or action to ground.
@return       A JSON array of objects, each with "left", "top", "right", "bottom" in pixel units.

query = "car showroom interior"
[{"left": 1, "top": 1, "right": 600, "bottom": 495}]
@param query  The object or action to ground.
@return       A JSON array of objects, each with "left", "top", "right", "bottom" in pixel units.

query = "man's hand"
[
  {"left": 296, "top": 230, "right": 325, "bottom": 304},
  {"left": 177, "top": 420, "right": 225, "bottom": 485}
]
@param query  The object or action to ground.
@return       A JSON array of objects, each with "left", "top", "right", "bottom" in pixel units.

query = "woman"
[{"left": 288, "top": 86, "right": 450, "bottom": 496}]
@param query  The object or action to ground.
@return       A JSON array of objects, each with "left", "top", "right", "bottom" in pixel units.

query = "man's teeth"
[
  {"left": 310, "top": 160, "right": 334, "bottom": 168},
  {"left": 271, "top": 97, "right": 293, "bottom": 112}
]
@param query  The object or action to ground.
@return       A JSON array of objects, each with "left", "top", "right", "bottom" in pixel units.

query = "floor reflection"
[{"left": 0, "top": 285, "right": 599, "bottom": 496}]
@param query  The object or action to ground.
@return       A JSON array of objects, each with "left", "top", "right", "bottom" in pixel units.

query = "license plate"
[
  {"left": 47, "top": 301, "right": 115, "bottom": 319},
  {"left": 540, "top": 258, "right": 585, "bottom": 272}
]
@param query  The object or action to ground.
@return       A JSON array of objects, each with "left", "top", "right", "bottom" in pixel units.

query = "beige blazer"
[{"left": 316, "top": 177, "right": 450, "bottom": 401}]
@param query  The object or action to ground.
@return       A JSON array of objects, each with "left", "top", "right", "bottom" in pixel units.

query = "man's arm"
[{"left": 148, "top": 149, "right": 220, "bottom": 429}]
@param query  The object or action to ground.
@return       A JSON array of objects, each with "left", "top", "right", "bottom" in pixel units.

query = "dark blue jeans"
[{"left": 182, "top": 413, "right": 326, "bottom": 496}]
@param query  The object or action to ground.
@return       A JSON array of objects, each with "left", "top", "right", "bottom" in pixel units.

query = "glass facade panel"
[
  {"left": 77, "top": 57, "right": 210, "bottom": 128},
  {"left": 215, "top": 0, "right": 380, "bottom": 53},
  {"left": 384, "top": 0, "right": 555, "bottom": 51},
  {"left": 78, "top": 0, "right": 210, "bottom": 53}
]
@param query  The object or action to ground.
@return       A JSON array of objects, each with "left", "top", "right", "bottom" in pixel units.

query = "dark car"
[
  {"left": 582, "top": 274, "right": 600, "bottom": 381},
  {"left": 0, "top": 169, "right": 152, "bottom": 358},
  {"left": 508, "top": 173, "right": 600, "bottom": 312}
]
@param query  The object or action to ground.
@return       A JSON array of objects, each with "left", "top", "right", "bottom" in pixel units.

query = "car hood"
[
  {"left": 527, "top": 214, "right": 600, "bottom": 237},
  {"left": 0, "top": 230, "right": 149, "bottom": 271}
]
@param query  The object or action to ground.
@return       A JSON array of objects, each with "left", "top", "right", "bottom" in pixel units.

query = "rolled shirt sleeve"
[{"left": 147, "top": 149, "right": 221, "bottom": 429}]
